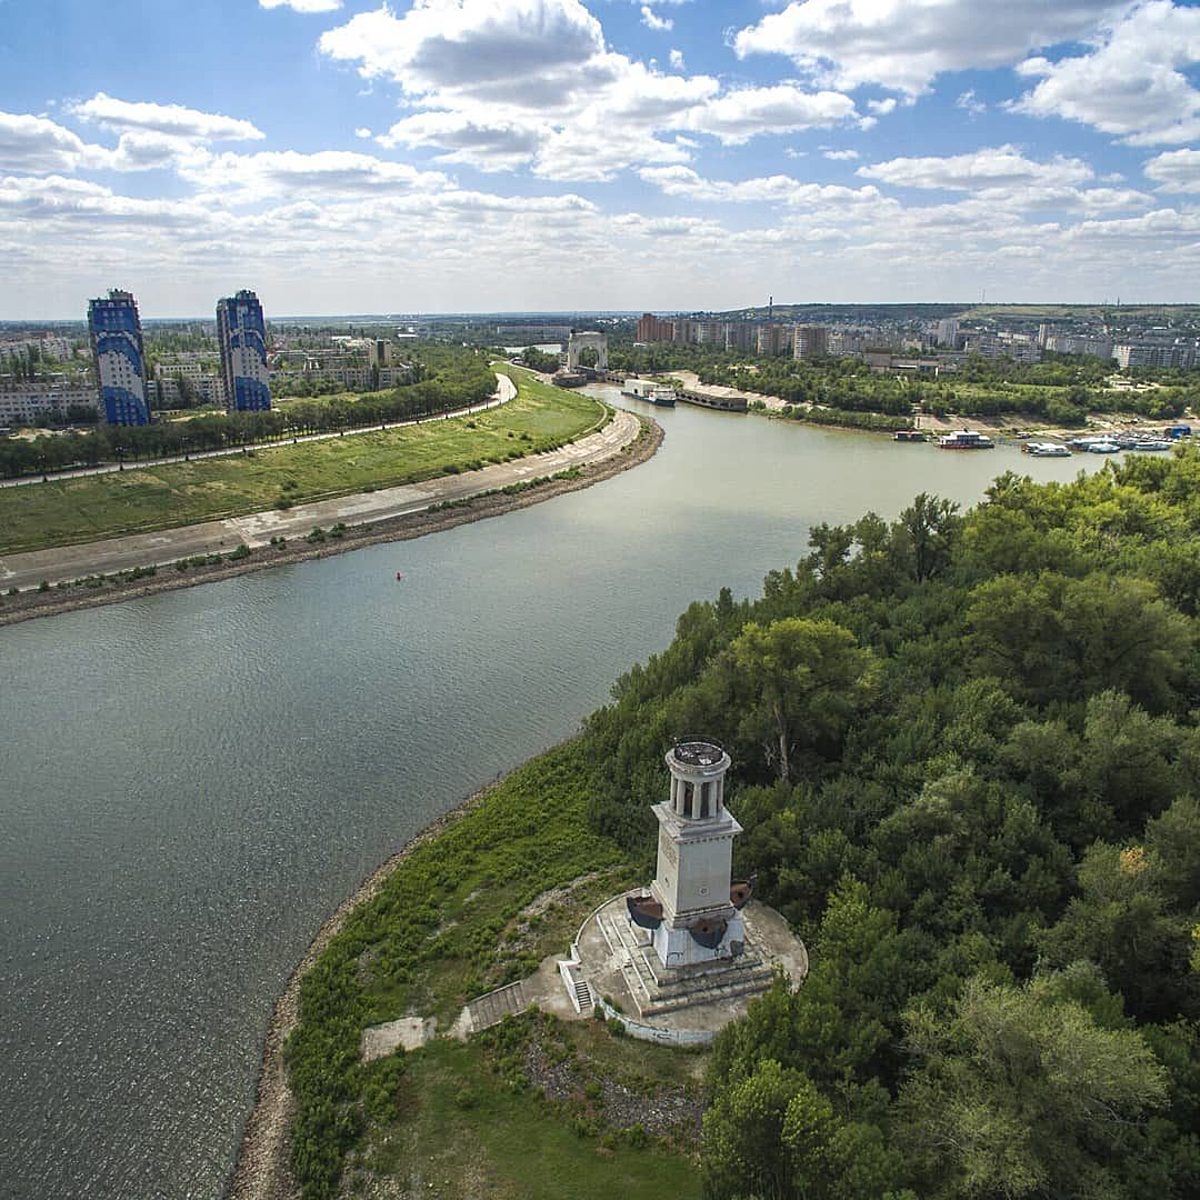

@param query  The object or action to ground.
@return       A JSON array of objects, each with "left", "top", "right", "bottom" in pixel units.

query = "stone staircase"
[
  {"left": 597, "top": 905, "right": 774, "bottom": 1017},
  {"left": 573, "top": 978, "right": 594, "bottom": 1013},
  {"left": 465, "top": 979, "right": 528, "bottom": 1032}
]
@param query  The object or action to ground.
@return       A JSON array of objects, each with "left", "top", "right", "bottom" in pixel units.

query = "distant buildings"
[
  {"left": 1114, "top": 341, "right": 1200, "bottom": 370},
  {"left": 88, "top": 289, "right": 149, "bottom": 425},
  {"left": 1045, "top": 334, "right": 1114, "bottom": 360},
  {"left": 216, "top": 290, "right": 271, "bottom": 412},
  {"left": 935, "top": 318, "right": 960, "bottom": 349},
  {"left": 793, "top": 325, "right": 828, "bottom": 361},
  {"left": 0, "top": 382, "right": 97, "bottom": 425}
]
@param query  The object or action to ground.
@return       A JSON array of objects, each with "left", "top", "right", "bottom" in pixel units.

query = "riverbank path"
[{"left": 0, "top": 405, "right": 640, "bottom": 592}]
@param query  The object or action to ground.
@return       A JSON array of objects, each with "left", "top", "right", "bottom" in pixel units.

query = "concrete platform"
[{"left": 572, "top": 893, "right": 808, "bottom": 1038}]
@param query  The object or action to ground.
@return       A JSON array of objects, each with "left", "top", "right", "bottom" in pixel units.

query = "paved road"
[
  {"left": 0, "top": 405, "right": 639, "bottom": 592},
  {"left": 0, "top": 376, "right": 515, "bottom": 489}
]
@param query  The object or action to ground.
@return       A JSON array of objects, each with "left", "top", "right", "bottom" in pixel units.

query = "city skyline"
[{"left": 5, "top": 1, "right": 1200, "bottom": 318}]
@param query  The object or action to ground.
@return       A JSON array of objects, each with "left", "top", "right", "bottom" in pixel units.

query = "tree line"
[{"left": 0, "top": 346, "right": 496, "bottom": 478}]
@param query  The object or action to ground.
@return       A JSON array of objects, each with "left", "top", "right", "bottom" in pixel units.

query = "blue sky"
[{"left": 4, "top": 0, "right": 1200, "bottom": 317}]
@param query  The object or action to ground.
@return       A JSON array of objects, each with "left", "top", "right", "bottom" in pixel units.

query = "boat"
[
  {"left": 1125, "top": 439, "right": 1173, "bottom": 451},
  {"left": 1024, "top": 441, "right": 1072, "bottom": 457},
  {"left": 937, "top": 429, "right": 994, "bottom": 450},
  {"left": 1086, "top": 440, "right": 1121, "bottom": 453},
  {"left": 395, "top": 571, "right": 405, "bottom": 581},
  {"left": 893, "top": 430, "right": 927, "bottom": 442},
  {"left": 648, "top": 386, "right": 677, "bottom": 407}
]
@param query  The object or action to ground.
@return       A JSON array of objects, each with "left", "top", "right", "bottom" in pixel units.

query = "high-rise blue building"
[
  {"left": 88, "top": 289, "right": 150, "bottom": 425},
  {"left": 216, "top": 290, "right": 271, "bottom": 413}
]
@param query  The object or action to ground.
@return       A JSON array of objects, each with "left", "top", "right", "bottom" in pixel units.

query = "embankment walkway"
[{"left": 0, "top": 405, "right": 641, "bottom": 593}]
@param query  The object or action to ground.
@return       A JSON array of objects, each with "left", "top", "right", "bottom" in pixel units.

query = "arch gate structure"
[{"left": 566, "top": 330, "right": 608, "bottom": 371}]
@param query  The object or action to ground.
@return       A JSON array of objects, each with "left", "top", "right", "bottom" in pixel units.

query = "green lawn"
[
  {"left": 346, "top": 1027, "right": 703, "bottom": 1200},
  {"left": 285, "top": 738, "right": 703, "bottom": 1200},
  {"left": 0, "top": 368, "right": 607, "bottom": 555}
]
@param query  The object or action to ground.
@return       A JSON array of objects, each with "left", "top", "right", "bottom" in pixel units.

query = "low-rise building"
[{"left": 0, "top": 380, "right": 98, "bottom": 424}]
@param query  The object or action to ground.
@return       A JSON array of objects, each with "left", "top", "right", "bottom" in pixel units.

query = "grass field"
[
  {"left": 344, "top": 1030, "right": 703, "bottom": 1200},
  {"left": 284, "top": 738, "right": 704, "bottom": 1199},
  {"left": 0, "top": 366, "right": 606, "bottom": 555}
]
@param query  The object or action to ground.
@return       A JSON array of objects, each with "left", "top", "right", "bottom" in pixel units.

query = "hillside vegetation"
[
  {"left": 285, "top": 450, "right": 1200, "bottom": 1200},
  {"left": 581, "top": 454, "right": 1200, "bottom": 1199}
]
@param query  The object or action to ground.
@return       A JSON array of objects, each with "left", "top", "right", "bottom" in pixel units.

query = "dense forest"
[
  {"left": 580, "top": 455, "right": 1200, "bottom": 1199},
  {"left": 0, "top": 343, "right": 495, "bottom": 478},
  {"left": 282, "top": 450, "right": 1200, "bottom": 1200}
]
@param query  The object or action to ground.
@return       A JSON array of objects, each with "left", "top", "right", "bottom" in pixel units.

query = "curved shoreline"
[
  {"left": 210, "top": 416, "right": 660, "bottom": 1199},
  {"left": 224, "top": 782, "right": 495, "bottom": 1200},
  {"left": 0, "top": 414, "right": 662, "bottom": 628}
]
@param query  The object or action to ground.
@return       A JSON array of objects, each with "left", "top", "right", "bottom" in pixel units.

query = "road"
[
  {"left": 0, "top": 376, "right": 515, "bottom": 489},
  {"left": 0, "top": 404, "right": 639, "bottom": 593}
]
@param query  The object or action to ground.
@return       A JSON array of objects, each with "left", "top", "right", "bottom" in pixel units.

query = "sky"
[{"left": 4, "top": 0, "right": 1200, "bottom": 318}]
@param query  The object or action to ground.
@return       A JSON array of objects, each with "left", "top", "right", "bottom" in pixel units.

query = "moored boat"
[
  {"left": 893, "top": 430, "right": 927, "bottom": 442},
  {"left": 1025, "top": 441, "right": 1072, "bottom": 457},
  {"left": 938, "top": 429, "right": 994, "bottom": 450}
]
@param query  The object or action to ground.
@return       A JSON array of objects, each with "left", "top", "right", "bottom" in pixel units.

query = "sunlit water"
[{"left": 0, "top": 391, "right": 1104, "bottom": 1198}]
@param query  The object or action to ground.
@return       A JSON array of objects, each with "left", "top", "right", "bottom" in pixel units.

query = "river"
[{"left": 0, "top": 388, "right": 1105, "bottom": 1198}]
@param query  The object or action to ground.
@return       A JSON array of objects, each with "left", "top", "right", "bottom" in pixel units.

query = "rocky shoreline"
[{"left": 0, "top": 415, "right": 662, "bottom": 629}]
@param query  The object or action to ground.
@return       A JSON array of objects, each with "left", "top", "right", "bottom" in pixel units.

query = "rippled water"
[{"left": 0, "top": 393, "right": 1103, "bottom": 1198}]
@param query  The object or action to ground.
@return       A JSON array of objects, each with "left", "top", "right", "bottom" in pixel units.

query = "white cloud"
[
  {"left": 259, "top": 0, "right": 343, "bottom": 11},
  {"left": 354, "top": 127, "right": 373, "bottom": 139},
  {"left": 956, "top": 89, "right": 986, "bottom": 115},
  {"left": 319, "top": 0, "right": 607, "bottom": 103},
  {"left": 318, "top": 1, "right": 856, "bottom": 177},
  {"left": 641, "top": 6, "right": 672, "bottom": 32},
  {"left": 377, "top": 111, "right": 549, "bottom": 172},
  {"left": 669, "top": 48, "right": 685, "bottom": 70},
  {"left": 823, "top": 148, "right": 859, "bottom": 161},
  {"left": 732, "top": 0, "right": 1127, "bottom": 96},
  {"left": 639, "top": 164, "right": 884, "bottom": 208},
  {"left": 867, "top": 98, "right": 898, "bottom": 116},
  {"left": 69, "top": 93, "right": 265, "bottom": 142},
  {"left": 685, "top": 85, "right": 858, "bottom": 144},
  {"left": 1011, "top": 1, "right": 1200, "bottom": 145},
  {"left": 178, "top": 149, "right": 449, "bottom": 203},
  {"left": 858, "top": 145, "right": 1094, "bottom": 191},
  {"left": 0, "top": 111, "right": 92, "bottom": 173},
  {"left": 1144, "top": 147, "right": 1200, "bottom": 192}
]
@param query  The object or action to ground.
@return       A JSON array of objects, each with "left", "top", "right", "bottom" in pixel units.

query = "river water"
[{"left": 0, "top": 389, "right": 1104, "bottom": 1199}]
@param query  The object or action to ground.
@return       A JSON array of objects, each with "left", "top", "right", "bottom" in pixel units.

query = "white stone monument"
[
  {"left": 565, "top": 330, "right": 608, "bottom": 371},
  {"left": 641, "top": 739, "right": 746, "bottom": 969}
]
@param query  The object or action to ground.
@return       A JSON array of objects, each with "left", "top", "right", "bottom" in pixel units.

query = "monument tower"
[{"left": 628, "top": 738, "right": 753, "bottom": 968}]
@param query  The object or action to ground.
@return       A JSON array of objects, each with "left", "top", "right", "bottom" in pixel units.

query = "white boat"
[
  {"left": 1124, "top": 439, "right": 1172, "bottom": 451},
  {"left": 1086, "top": 440, "right": 1121, "bottom": 454},
  {"left": 1025, "top": 441, "right": 1072, "bottom": 457},
  {"left": 938, "top": 429, "right": 994, "bottom": 450}
]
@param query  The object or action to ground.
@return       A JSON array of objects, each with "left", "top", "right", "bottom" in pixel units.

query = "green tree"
[
  {"left": 900, "top": 973, "right": 1169, "bottom": 1199},
  {"left": 720, "top": 618, "right": 876, "bottom": 782}
]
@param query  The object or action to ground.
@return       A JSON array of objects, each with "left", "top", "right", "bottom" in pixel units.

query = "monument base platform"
[{"left": 569, "top": 892, "right": 807, "bottom": 1033}]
